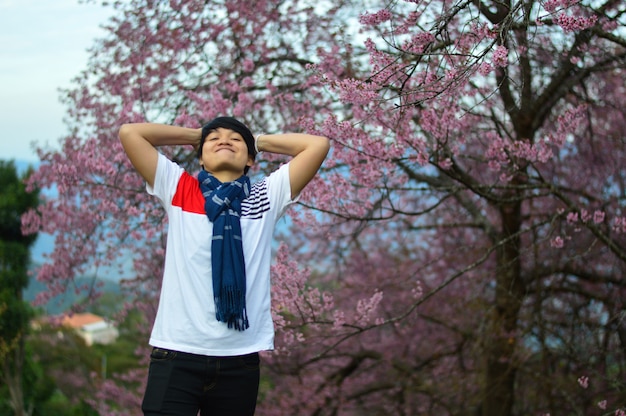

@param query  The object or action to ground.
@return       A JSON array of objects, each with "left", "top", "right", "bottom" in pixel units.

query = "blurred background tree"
[{"left": 0, "top": 160, "right": 40, "bottom": 416}]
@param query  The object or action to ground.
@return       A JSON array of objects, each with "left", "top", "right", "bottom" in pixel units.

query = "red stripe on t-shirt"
[{"left": 171, "top": 172, "right": 206, "bottom": 214}]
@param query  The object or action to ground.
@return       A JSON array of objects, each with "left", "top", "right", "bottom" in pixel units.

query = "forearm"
[
  {"left": 119, "top": 123, "right": 201, "bottom": 188},
  {"left": 256, "top": 132, "right": 330, "bottom": 198},
  {"left": 255, "top": 133, "right": 329, "bottom": 157},
  {"left": 119, "top": 123, "right": 200, "bottom": 147}
]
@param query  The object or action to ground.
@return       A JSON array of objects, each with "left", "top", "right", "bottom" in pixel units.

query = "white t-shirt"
[{"left": 146, "top": 153, "right": 296, "bottom": 356}]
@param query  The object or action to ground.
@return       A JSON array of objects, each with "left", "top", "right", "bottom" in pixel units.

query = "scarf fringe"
[{"left": 215, "top": 288, "right": 249, "bottom": 331}]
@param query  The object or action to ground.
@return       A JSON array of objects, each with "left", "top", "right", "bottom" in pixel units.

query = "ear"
[{"left": 246, "top": 155, "right": 255, "bottom": 168}]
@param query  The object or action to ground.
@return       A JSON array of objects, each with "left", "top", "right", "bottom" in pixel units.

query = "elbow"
[
  {"left": 119, "top": 123, "right": 141, "bottom": 149},
  {"left": 118, "top": 123, "right": 130, "bottom": 143},
  {"left": 317, "top": 135, "right": 331, "bottom": 155},
  {"left": 322, "top": 136, "right": 331, "bottom": 158}
]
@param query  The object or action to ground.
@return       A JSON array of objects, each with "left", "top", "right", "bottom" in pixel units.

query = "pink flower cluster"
[
  {"left": 555, "top": 13, "right": 598, "bottom": 32},
  {"left": 567, "top": 210, "right": 605, "bottom": 224},
  {"left": 403, "top": 32, "right": 436, "bottom": 54},
  {"left": 550, "top": 236, "right": 564, "bottom": 248},
  {"left": 355, "top": 290, "right": 384, "bottom": 326},
  {"left": 359, "top": 9, "right": 393, "bottom": 26},
  {"left": 543, "top": 0, "right": 580, "bottom": 13},
  {"left": 613, "top": 217, "right": 626, "bottom": 234},
  {"left": 550, "top": 104, "right": 586, "bottom": 147},
  {"left": 492, "top": 45, "right": 509, "bottom": 67}
]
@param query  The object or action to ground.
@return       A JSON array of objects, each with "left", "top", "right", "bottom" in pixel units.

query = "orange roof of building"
[{"left": 62, "top": 313, "right": 105, "bottom": 329}]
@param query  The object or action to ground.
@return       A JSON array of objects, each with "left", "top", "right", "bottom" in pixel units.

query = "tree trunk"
[
  {"left": 482, "top": 200, "right": 524, "bottom": 416},
  {"left": 2, "top": 337, "right": 29, "bottom": 416}
]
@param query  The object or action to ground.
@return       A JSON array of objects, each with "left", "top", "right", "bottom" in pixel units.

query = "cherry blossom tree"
[{"left": 23, "top": 0, "right": 626, "bottom": 415}]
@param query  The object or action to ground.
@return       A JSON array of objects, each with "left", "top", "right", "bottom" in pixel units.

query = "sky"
[
  {"left": 0, "top": 0, "right": 116, "bottom": 266},
  {"left": 0, "top": 0, "right": 115, "bottom": 164}
]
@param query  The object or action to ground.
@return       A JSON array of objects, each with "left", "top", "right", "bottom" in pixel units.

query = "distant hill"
[{"left": 24, "top": 272, "right": 123, "bottom": 316}]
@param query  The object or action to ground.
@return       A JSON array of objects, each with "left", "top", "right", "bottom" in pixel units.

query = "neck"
[{"left": 207, "top": 169, "right": 245, "bottom": 183}]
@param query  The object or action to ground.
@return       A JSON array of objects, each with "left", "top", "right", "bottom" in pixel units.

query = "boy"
[{"left": 119, "top": 117, "right": 330, "bottom": 415}]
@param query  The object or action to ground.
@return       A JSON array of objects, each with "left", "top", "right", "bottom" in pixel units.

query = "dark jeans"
[{"left": 142, "top": 347, "right": 260, "bottom": 416}]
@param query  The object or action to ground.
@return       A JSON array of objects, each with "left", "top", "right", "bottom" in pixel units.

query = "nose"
[{"left": 216, "top": 137, "right": 233, "bottom": 145}]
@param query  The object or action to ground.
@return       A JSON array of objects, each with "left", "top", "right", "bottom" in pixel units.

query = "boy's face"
[{"left": 199, "top": 127, "right": 254, "bottom": 176}]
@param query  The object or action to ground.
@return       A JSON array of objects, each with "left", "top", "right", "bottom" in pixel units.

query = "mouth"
[{"left": 215, "top": 147, "right": 235, "bottom": 153}]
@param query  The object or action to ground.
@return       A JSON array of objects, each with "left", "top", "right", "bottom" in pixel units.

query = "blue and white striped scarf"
[{"left": 198, "top": 170, "right": 251, "bottom": 331}]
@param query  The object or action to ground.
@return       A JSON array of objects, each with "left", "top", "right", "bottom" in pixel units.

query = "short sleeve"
[
  {"left": 265, "top": 162, "right": 299, "bottom": 220},
  {"left": 146, "top": 153, "right": 185, "bottom": 209}
]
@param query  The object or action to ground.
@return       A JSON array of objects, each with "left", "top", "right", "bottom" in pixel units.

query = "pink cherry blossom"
[{"left": 21, "top": 0, "right": 626, "bottom": 414}]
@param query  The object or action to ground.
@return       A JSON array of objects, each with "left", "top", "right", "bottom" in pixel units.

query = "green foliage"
[
  {"left": 0, "top": 241, "right": 29, "bottom": 292},
  {"left": 0, "top": 160, "right": 38, "bottom": 247},
  {"left": 0, "top": 159, "right": 39, "bottom": 305},
  {"left": 34, "top": 391, "right": 98, "bottom": 416},
  {"left": 0, "top": 160, "right": 41, "bottom": 416},
  {"left": 0, "top": 162, "right": 39, "bottom": 344},
  {"left": 0, "top": 289, "right": 33, "bottom": 345}
]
